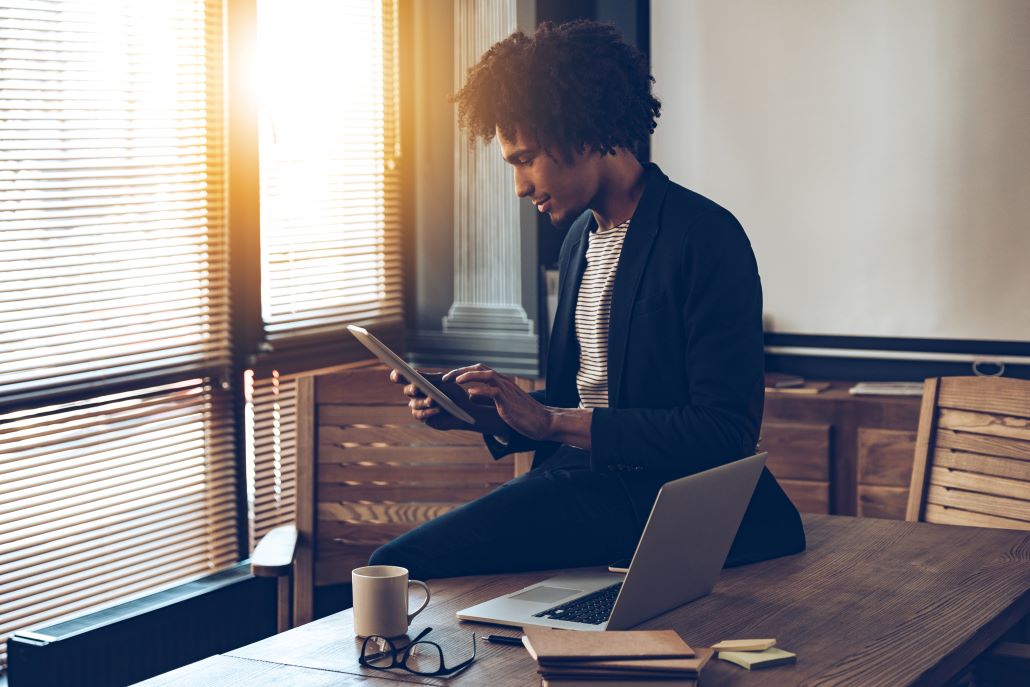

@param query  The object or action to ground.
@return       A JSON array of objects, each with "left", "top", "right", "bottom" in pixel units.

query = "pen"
[{"left": 486, "top": 634, "right": 523, "bottom": 646}]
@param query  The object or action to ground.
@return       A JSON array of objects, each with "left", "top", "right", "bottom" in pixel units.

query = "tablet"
[{"left": 346, "top": 325, "right": 477, "bottom": 425}]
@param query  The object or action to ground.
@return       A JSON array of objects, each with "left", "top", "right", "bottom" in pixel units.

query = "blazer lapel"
[
  {"left": 607, "top": 164, "right": 670, "bottom": 408},
  {"left": 547, "top": 217, "right": 592, "bottom": 407}
]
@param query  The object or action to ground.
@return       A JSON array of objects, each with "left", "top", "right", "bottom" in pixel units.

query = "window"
[
  {"left": 0, "top": 0, "right": 234, "bottom": 669},
  {"left": 256, "top": 0, "right": 402, "bottom": 342},
  {"left": 0, "top": 0, "right": 405, "bottom": 670}
]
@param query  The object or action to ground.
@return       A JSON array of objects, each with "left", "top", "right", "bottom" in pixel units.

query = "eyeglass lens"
[
  {"left": 403, "top": 641, "right": 445, "bottom": 674},
  {"left": 362, "top": 636, "right": 395, "bottom": 668}
]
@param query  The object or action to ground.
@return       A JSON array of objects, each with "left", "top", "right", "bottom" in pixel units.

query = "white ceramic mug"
[{"left": 352, "top": 565, "right": 431, "bottom": 637}]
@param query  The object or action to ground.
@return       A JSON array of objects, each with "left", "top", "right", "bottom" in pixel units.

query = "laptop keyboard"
[{"left": 533, "top": 582, "right": 623, "bottom": 625}]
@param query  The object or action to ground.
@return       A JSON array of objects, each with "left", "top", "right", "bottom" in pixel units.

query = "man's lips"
[{"left": 534, "top": 197, "right": 552, "bottom": 213}]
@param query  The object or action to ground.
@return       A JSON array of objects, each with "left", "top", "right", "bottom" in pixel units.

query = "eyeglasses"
[{"left": 359, "top": 627, "right": 477, "bottom": 677}]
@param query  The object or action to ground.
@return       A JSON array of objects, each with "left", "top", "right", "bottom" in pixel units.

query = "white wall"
[{"left": 651, "top": 0, "right": 1030, "bottom": 344}]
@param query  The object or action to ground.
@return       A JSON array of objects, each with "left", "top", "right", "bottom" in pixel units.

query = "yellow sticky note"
[
  {"left": 711, "top": 638, "right": 776, "bottom": 652},
  {"left": 718, "top": 647, "right": 797, "bottom": 670}
]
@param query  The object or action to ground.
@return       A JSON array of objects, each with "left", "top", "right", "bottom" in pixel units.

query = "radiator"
[{"left": 6, "top": 563, "right": 277, "bottom": 687}]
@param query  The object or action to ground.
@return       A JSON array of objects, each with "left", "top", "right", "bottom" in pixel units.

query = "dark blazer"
[{"left": 487, "top": 163, "right": 805, "bottom": 567}]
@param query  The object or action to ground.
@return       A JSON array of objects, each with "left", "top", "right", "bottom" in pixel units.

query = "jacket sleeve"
[{"left": 589, "top": 208, "right": 765, "bottom": 474}]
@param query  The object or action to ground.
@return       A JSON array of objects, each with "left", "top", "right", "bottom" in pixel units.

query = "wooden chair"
[
  {"left": 906, "top": 376, "right": 1030, "bottom": 529},
  {"left": 905, "top": 375, "right": 1030, "bottom": 684},
  {"left": 252, "top": 364, "right": 515, "bottom": 630}
]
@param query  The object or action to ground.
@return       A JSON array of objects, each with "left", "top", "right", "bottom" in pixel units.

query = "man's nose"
[{"left": 513, "top": 170, "right": 532, "bottom": 198}]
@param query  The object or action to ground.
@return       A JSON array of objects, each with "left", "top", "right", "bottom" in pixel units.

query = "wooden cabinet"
[
  {"left": 761, "top": 421, "right": 831, "bottom": 513},
  {"left": 856, "top": 427, "right": 918, "bottom": 519},
  {"left": 762, "top": 383, "right": 922, "bottom": 518}
]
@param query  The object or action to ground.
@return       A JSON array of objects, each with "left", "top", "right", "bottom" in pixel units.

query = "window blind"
[
  {"left": 246, "top": 370, "right": 297, "bottom": 550},
  {"left": 0, "top": 0, "right": 230, "bottom": 407},
  {"left": 256, "top": 0, "right": 402, "bottom": 341},
  {"left": 0, "top": 0, "right": 234, "bottom": 671},
  {"left": 0, "top": 380, "right": 239, "bottom": 670}
]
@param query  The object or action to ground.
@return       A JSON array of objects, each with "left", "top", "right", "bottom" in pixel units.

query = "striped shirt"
[{"left": 575, "top": 219, "right": 630, "bottom": 408}]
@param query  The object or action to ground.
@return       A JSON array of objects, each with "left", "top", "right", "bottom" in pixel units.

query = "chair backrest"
[
  {"left": 291, "top": 364, "right": 513, "bottom": 623},
  {"left": 906, "top": 376, "right": 1030, "bottom": 530}
]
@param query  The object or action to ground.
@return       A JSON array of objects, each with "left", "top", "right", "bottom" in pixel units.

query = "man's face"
[{"left": 496, "top": 126, "right": 600, "bottom": 229}]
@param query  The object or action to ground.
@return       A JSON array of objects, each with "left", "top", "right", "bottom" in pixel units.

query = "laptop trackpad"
[{"left": 509, "top": 586, "right": 581, "bottom": 604}]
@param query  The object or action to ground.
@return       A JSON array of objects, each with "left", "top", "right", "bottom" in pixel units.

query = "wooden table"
[{"left": 136, "top": 515, "right": 1030, "bottom": 686}]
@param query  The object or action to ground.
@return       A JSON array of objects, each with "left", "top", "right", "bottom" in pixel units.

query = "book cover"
[
  {"left": 541, "top": 679, "right": 697, "bottom": 687},
  {"left": 522, "top": 627, "right": 694, "bottom": 662},
  {"left": 538, "top": 648, "right": 714, "bottom": 677},
  {"left": 542, "top": 679, "right": 697, "bottom": 687}
]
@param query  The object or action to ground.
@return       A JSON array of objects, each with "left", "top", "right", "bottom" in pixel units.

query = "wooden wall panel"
[
  {"left": 318, "top": 404, "right": 413, "bottom": 426},
  {"left": 764, "top": 383, "right": 921, "bottom": 516},
  {"left": 936, "top": 376, "right": 1030, "bottom": 418},
  {"left": 319, "top": 483, "right": 498, "bottom": 503},
  {"left": 926, "top": 484, "right": 1030, "bottom": 525},
  {"left": 858, "top": 485, "right": 909, "bottom": 520},
  {"left": 315, "top": 367, "right": 430, "bottom": 404},
  {"left": 857, "top": 428, "right": 917, "bottom": 486},
  {"left": 319, "top": 445, "right": 491, "bottom": 464},
  {"left": 309, "top": 364, "right": 512, "bottom": 588},
  {"left": 293, "top": 377, "right": 316, "bottom": 625},
  {"left": 923, "top": 504, "right": 1030, "bottom": 531},
  {"left": 935, "top": 428, "right": 1030, "bottom": 461},
  {"left": 761, "top": 421, "right": 831, "bottom": 481},
  {"left": 937, "top": 407, "right": 1030, "bottom": 442},
  {"left": 908, "top": 377, "right": 1030, "bottom": 530},
  {"left": 779, "top": 479, "right": 830, "bottom": 514}
]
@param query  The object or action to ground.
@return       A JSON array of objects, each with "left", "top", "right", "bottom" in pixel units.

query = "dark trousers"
[{"left": 368, "top": 455, "right": 645, "bottom": 581}]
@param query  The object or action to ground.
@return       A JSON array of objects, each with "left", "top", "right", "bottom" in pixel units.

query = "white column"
[{"left": 443, "top": 0, "right": 534, "bottom": 336}]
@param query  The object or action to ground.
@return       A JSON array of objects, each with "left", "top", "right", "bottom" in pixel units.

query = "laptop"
[{"left": 456, "top": 452, "right": 767, "bottom": 631}]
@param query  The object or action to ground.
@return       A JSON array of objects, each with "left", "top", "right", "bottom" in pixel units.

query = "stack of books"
[{"left": 521, "top": 627, "right": 713, "bottom": 686}]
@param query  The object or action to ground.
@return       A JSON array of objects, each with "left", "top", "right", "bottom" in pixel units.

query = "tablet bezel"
[{"left": 346, "top": 325, "right": 477, "bottom": 425}]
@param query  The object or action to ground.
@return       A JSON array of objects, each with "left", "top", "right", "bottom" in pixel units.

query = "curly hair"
[{"left": 453, "top": 20, "right": 661, "bottom": 161}]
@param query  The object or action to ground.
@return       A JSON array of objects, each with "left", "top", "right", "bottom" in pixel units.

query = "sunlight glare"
[{"left": 256, "top": 0, "right": 390, "bottom": 328}]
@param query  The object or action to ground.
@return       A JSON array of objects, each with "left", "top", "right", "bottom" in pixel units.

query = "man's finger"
[
  {"left": 403, "top": 383, "right": 426, "bottom": 399},
  {"left": 467, "top": 385, "right": 499, "bottom": 401},
  {"left": 413, "top": 407, "right": 440, "bottom": 421},
  {"left": 389, "top": 369, "right": 409, "bottom": 384},
  {"left": 442, "top": 363, "right": 490, "bottom": 382},
  {"left": 454, "top": 369, "right": 499, "bottom": 385}
]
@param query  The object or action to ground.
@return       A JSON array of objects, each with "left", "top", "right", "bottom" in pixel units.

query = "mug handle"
[{"left": 406, "top": 580, "right": 431, "bottom": 623}]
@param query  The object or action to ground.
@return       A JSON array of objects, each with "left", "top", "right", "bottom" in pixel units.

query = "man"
[{"left": 369, "top": 20, "right": 804, "bottom": 580}]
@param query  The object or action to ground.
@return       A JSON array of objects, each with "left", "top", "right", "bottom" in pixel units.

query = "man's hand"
[
  {"left": 443, "top": 364, "right": 555, "bottom": 441},
  {"left": 390, "top": 369, "right": 510, "bottom": 436}
]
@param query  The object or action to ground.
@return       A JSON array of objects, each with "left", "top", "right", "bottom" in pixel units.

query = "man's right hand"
[{"left": 389, "top": 369, "right": 511, "bottom": 437}]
